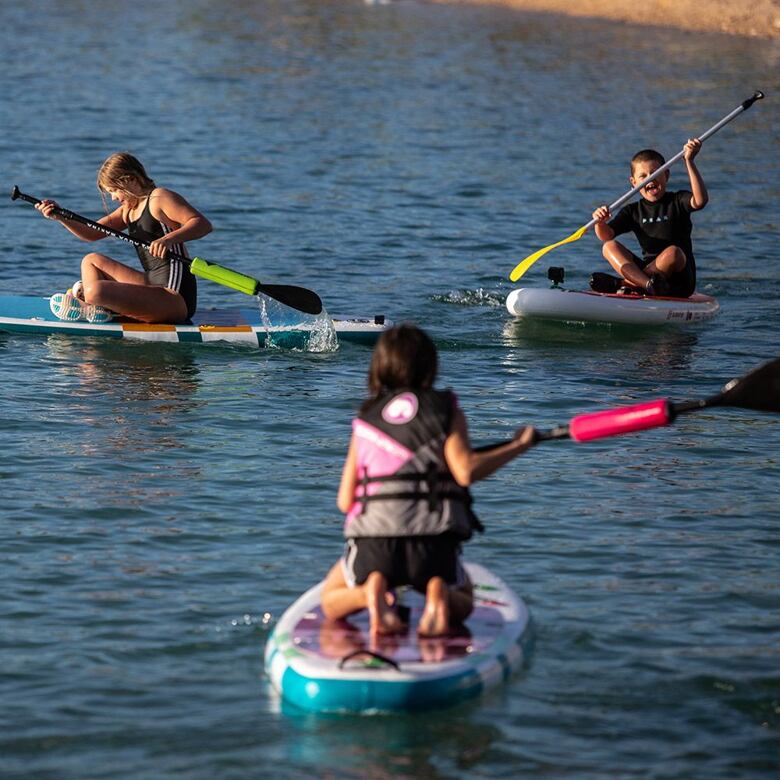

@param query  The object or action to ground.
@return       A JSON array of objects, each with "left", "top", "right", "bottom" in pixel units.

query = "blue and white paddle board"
[
  {"left": 264, "top": 562, "right": 531, "bottom": 713},
  {"left": 506, "top": 287, "right": 719, "bottom": 325},
  {"left": 0, "top": 295, "right": 390, "bottom": 348}
]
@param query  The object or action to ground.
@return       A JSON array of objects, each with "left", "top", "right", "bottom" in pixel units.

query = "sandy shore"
[{"left": 434, "top": 0, "right": 780, "bottom": 38}]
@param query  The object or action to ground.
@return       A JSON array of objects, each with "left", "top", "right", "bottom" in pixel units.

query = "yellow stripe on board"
[
  {"left": 122, "top": 323, "right": 177, "bottom": 332},
  {"left": 199, "top": 325, "right": 254, "bottom": 333},
  {"left": 509, "top": 225, "right": 588, "bottom": 282}
]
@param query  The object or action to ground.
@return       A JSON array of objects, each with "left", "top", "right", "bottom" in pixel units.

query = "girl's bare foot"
[
  {"left": 366, "top": 572, "right": 405, "bottom": 635},
  {"left": 418, "top": 577, "right": 450, "bottom": 637}
]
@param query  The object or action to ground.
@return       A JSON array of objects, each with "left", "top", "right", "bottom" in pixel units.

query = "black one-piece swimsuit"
[{"left": 127, "top": 197, "right": 197, "bottom": 319}]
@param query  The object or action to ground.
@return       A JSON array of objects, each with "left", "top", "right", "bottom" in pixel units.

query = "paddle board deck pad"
[
  {"left": 0, "top": 295, "right": 390, "bottom": 348},
  {"left": 264, "top": 562, "right": 531, "bottom": 713},
  {"left": 506, "top": 287, "right": 719, "bottom": 325}
]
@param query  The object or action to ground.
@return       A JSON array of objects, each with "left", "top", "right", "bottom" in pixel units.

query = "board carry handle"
[{"left": 338, "top": 649, "right": 401, "bottom": 671}]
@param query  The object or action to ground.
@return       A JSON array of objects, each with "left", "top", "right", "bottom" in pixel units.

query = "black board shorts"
[
  {"left": 637, "top": 253, "right": 697, "bottom": 298},
  {"left": 342, "top": 533, "right": 467, "bottom": 593}
]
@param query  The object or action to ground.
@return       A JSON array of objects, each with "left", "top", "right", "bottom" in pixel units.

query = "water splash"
[
  {"left": 257, "top": 295, "right": 339, "bottom": 353},
  {"left": 431, "top": 288, "right": 506, "bottom": 308},
  {"left": 304, "top": 308, "right": 339, "bottom": 353}
]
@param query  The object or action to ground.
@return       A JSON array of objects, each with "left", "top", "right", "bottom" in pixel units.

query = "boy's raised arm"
[{"left": 684, "top": 138, "right": 709, "bottom": 210}]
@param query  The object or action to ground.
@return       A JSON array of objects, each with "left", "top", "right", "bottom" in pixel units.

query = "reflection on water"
[
  {"left": 500, "top": 317, "right": 699, "bottom": 373},
  {"left": 36, "top": 337, "right": 205, "bottom": 509},
  {"left": 43, "top": 336, "right": 202, "bottom": 449},
  {"left": 274, "top": 702, "right": 503, "bottom": 779}
]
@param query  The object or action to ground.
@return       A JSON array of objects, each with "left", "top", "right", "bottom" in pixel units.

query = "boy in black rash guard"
[{"left": 591, "top": 138, "right": 708, "bottom": 298}]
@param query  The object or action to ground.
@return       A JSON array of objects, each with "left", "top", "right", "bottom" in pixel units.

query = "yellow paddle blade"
[{"left": 509, "top": 225, "right": 589, "bottom": 282}]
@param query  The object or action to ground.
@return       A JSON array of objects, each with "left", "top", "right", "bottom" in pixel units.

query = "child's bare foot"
[
  {"left": 418, "top": 577, "right": 450, "bottom": 637},
  {"left": 366, "top": 572, "right": 405, "bottom": 635}
]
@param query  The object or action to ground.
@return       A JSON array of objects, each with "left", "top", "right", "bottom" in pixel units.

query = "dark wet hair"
[
  {"left": 363, "top": 323, "right": 438, "bottom": 408},
  {"left": 630, "top": 149, "right": 665, "bottom": 175}
]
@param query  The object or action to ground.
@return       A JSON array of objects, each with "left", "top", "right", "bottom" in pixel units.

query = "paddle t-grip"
[
  {"left": 11, "top": 185, "right": 37, "bottom": 205},
  {"left": 569, "top": 399, "right": 671, "bottom": 442}
]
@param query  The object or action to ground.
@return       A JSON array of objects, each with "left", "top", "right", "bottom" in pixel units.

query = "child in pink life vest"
[{"left": 321, "top": 324, "right": 536, "bottom": 637}]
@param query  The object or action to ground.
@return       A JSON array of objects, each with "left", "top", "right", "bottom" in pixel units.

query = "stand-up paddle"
[
  {"left": 508, "top": 91, "right": 765, "bottom": 283},
  {"left": 476, "top": 356, "right": 779, "bottom": 451},
  {"left": 11, "top": 186, "right": 323, "bottom": 316}
]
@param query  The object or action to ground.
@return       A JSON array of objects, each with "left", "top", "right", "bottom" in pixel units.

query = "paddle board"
[
  {"left": 506, "top": 287, "right": 719, "bottom": 325},
  {"left": 264, "top": 561, "right": 531, "bottom": 713},
  {"left": 0, "top": 295, "right": 390, "bottom": 348}
]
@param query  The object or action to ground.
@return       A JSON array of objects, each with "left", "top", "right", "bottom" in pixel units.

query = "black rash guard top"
[{"left": 608, "top": 190, "right": 697, "bottom": 297}]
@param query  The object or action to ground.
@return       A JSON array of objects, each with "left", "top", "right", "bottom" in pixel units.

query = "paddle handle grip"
[
  {"left": 475, "top": 398, "right": 673, "bottom": 451},
  {"left": 537, "top": 399, "right": 672, "bottom": 442},
  {"left": 11, "top": 186, "right": 37, "bottom": 206},
  {"left": 583, "top": 90, "right": 765, "bottom": 231},
  {"left": 190, "top": 257, "right": 258, "bottom": 296},
  {"left": 568, "top": 399, "right": 671, "bottom": 442}
]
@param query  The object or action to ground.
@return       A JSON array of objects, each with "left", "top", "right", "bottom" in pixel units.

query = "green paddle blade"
[
  {"left": 190, "top": 257, "right": 258, "bottom": 296},
  {"left": 719, "top": 357, "right": 780, "bottom": 413}
]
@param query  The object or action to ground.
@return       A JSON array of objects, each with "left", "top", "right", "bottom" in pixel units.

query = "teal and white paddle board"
[
  {"left": 264, "top": 562, "right": 531, "bottom": 713},
  {"left": 0, "top": 295, "right": 390, "bottom": 349},
  {"left": 506, "top": 287, "right": 719, "bottom": 325}
]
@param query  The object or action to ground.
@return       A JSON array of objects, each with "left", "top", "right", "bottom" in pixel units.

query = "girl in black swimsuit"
[{"left": 36, "top": 152, "right": 211, "bottom": 323}]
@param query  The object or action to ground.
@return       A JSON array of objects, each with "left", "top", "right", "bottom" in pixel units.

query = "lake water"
[{"left": 1, "top": 1, "right": 778, "bottom": 777}]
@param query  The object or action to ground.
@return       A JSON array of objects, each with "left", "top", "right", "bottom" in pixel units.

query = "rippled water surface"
[{"left": 1, "top": 2, "right": 778, "bottom": 778}]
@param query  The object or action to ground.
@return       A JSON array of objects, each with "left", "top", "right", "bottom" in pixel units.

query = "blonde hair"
[{"left": 97, "top": 153, "right": 155, "bottom": 210}]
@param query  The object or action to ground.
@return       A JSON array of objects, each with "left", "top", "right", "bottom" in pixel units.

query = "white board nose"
[{"left": 505, "top": 288, "right": 525, "bottom": 316}]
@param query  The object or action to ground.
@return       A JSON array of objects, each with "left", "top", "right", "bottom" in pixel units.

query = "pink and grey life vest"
[{"left": 344, "top": 388, "right": 482, "bottom": 540}]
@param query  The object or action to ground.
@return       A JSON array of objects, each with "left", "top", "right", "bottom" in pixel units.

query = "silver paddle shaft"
[{"left": 583, "top": 90, "right": 765, "bottom": 231}]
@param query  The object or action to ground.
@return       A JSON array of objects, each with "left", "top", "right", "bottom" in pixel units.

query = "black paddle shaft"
[
  {"left": 672, "top": 356, "right": 780, "bottom": 416},
  {"left": 11, "top": 186, "right": 192, "bottom": 264}
]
